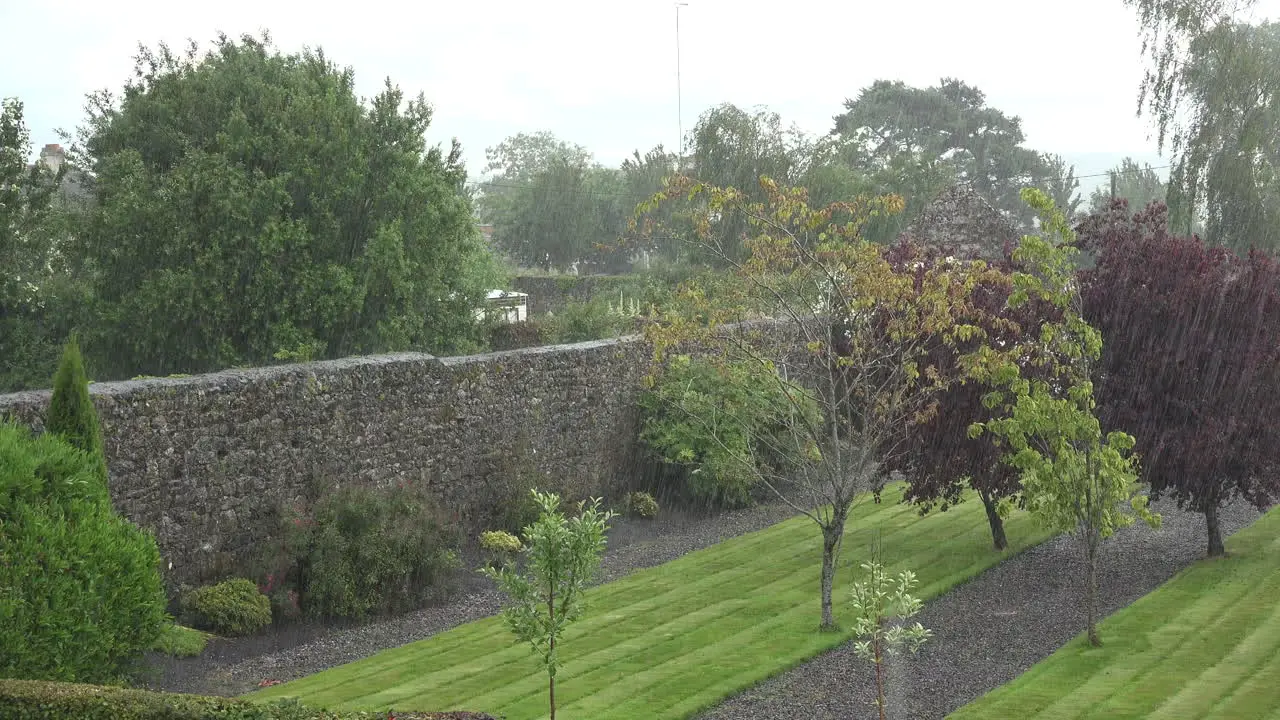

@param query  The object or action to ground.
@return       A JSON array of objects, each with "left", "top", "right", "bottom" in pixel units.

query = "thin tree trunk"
[
  {"left": 1085, "top": 529, "right": 1100, "bottom": 647},
  {"left": 1205, "top": 502, "right": 1226, "bottom": 557},
  {"left": 820, "top": 526, "right": 840, "bottom": 630},
  {"left": 548, "top": 587, "right": 556, "bottom": 720},
  {"left": 874, "top": 629, "right": 886, "bottom": 720},
  {"left": 979, "top": 489, "right": 1008, "bottom": 551}
]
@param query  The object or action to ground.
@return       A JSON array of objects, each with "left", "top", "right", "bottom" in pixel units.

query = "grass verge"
[
  {"left": 949, "top": 505, "right": 1280, "bottom": 720},
  {"left": 250, "top": 483, "right": 1053, "bottom": 720},
  {"left": 151, "top": 623, "right": 212, "bottom": 658}
]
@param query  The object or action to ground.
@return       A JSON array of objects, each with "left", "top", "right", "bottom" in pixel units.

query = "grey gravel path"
[
  {"left": 142, "top": 499, "right": 800, "bottom": 697},
  {"left": 696, "top": 497, "right": 1267, "bottom": 720}
]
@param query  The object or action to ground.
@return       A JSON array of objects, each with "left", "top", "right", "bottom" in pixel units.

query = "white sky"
[{"left": 4, "top": 0, "right": 1279, "bottom": 195}]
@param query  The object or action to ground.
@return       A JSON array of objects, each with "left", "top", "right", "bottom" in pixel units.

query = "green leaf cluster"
[{"left": 639, "top": 354, "right": 820, "bottom": 508}]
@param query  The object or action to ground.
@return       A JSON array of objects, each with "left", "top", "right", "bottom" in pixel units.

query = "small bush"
[
  {"left": 180, "top": 579, "right": 272, "bottom": 637},
  {"left": 479, "top": 530, "right": 523, "bottom": 554},
  {"left": 639, "top": 355, "right": 821, "bottom": 508},
  {"left": 624, "top": 491, "right": 660, "bottom": 519},
  {"left": 479, "top": 529, "right": 522, "bottom": 570},
  {"left": 0, "top": 678, "right": 499, "bottom": 719},
  {"left": 0, "top": 422, "right": 167, "bottom": 684},
  {"left": 279, "top": 482, "right": 463, "bottom": 621},
  {"left": 543, "top": 296, "right": 632, "bottom": 344}
]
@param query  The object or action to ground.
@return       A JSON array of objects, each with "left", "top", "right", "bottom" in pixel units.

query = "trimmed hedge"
[{"left": 0, "top": 679, "right": 498, "bottom": 720}]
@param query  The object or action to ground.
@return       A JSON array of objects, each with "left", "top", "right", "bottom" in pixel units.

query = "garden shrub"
[
  {"left": 0, "top": 422, "right": 167, "bottom": 684},
  {"left": 542, "top": 296, "right": 632, "bottom": 344},
  {"left": 624, "top": 491, "right": 660, "bottom": 519},
  {"left": 0, "top": 678, "right": 499, "bottom": 719},
  {"left": 278, "top": 481, "right": 462, "bottom": 621},
  {"left": 478, "top": 530, "right": 522, "bottom": 569},
  {"left": 180, "top": 578, "right": 272, "bottom": 636},
  {"left": 45, "top": 335, "right": 109, "bottom": 483},
  {"left": 639, "top": 354, "right": 821, "bottom": 508}
]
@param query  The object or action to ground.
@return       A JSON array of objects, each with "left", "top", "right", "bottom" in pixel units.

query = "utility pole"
[
  {"left": 676, "top": 2, "right": 689, "bottom": 168},
  {"left": 1110, "top": 169, "right": 1118, "bottom": 200}
]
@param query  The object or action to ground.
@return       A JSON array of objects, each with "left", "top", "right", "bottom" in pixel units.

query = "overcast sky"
[{"left": 4, "top": 0, "right": 1279, "bottom": 196}]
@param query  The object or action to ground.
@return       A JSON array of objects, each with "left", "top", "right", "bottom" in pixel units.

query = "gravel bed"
[
  {"left": 139, "top": 498, "right": 800, "bottom": 698},
  {"left": 696, "top": 497, "right": 1268, "bottom": 720}
]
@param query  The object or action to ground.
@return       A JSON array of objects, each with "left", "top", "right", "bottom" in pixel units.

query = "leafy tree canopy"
[
  {"left": 831, "top": 78, "right": 1080, "bottom": 230},
  {"left": 1079, "top": 199, "right": 1280, "bottom": 555},
  {"left": 69, "top": 31, "right": 498, "bottom": 378}
]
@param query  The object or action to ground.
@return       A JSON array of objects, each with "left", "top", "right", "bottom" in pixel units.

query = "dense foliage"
[
  {"left": 44, "top": 337, "right": 108, "bottom": 482},
  {"left": 640, "top": 354, "right": 820, "bottom": 509},
  {"left": 1078, "top": 199, "right": 1280, "bottom": 555},
  {"left": 0, "top": 679, "right": 497, "bottom": 720},
  {"left": 0, "top": 99, "right": 84, "bottom": 393},
  {"left": 882, "top": 239, "right": 1064, "bottom": 550},
  {"left": 265, "top": 482, "right": 462, "bottom": 621},
  {"left": 68, "top": 32, "right": 498, "bottom": 380},
  {"left": 0, "top": 422, "right": 166, "bottom": 683},
  {"left": 180, "top": 578, "right": 273, "bottom": 637}
]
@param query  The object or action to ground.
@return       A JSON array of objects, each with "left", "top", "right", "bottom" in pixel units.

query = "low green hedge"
[{"left": 0, "top": 679, "right": 497, "bottom": 720}]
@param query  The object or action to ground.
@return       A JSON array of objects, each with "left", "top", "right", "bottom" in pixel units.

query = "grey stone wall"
[
  {"left": 0, "top": 339, "right": 651, "bottom": 589},
  {"left": 902, "top": 184, "right": 1022, "bottom": 261}
]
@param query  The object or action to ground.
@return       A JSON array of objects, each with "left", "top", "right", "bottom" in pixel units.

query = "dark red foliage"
[
  {"left": 879, "top": 238, "right": 1063, "bottom": 550},
  {"left": 1078, "top": 199, "right": 1280, "bottom": 555}
]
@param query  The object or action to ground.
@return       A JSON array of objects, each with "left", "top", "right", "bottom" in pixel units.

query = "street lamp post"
[{"left": 676, "top": 2, "right": 688, "bottom": 166}]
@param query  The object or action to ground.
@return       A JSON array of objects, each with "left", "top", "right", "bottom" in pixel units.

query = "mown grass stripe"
[
  {"left": 251, "top": 483, "right": 1053, "bottom": 720},
  {"left": 948, "top": 506, "right": 1280, "bottom": 720}
]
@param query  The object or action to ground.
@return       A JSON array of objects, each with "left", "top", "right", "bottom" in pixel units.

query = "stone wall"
[
  {"left": 902, "top": 184, "right": 1022, "bottom": 261},
  {"left": 0, "top": 339, "right": 652, "bottom": 589}
]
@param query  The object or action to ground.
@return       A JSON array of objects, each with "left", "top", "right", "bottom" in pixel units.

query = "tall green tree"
[
  {"left": 478, "top": 132, "right": 637, "bottom": 271},
  {"left": 1169, "top": 21, "right": 1280, "bottom": 250},
  {"left": 1087, "top": 157, "right": 1168, "bottom": 215},
  {"left": 46, "top": 335, "right": 108, "bottom": 483},
  {"left": 831, "top": 79, "right": 1077, "bottom": 229},
  {"left": 1126, "top": 1, "right": 1280, "bottom": 250},
  {"left": 686, "top": 104, "right": 812, "bottom": 262},
  {"left": 0, "top": 98, "right": 86, "bottom": 392},
  {"left": 68, "top": 32, "right": 498, "bottom": 379}
]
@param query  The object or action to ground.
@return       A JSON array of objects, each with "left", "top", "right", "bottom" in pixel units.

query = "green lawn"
[
  {"left": 949, "top": 505, "right": 1280, "bottom": 720},
  {"left": 250, "top": 484, "right": 1053, "bottom": 720}
]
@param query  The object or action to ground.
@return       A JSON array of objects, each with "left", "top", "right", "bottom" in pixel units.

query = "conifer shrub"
[
  {"left": 45, "top": 335, "right": 108, "bottom": 483},
  {"left": 180, "top": 578, "right": 273, "bottom": 636},
  {"left": 0, "top": 422, "right": 167, "bottom": 684}
]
